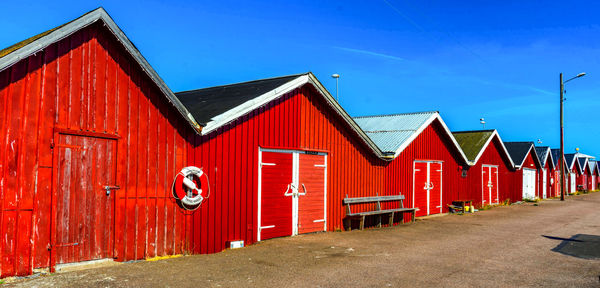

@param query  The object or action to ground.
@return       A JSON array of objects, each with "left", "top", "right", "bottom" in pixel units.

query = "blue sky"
[{"left": 2, "top": 1, "right": 599, "bottom": 156}]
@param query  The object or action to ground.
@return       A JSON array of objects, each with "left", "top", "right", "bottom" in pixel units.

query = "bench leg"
[
  {"left": 344, "top": 218, "right": 351, "bottom": 231},
  {"left": 359, "top": 216, "right": 365, "bottom": 230},
  {"left": 389, "top": 212, "right": 394, "bottom": 227},
  {"left": 377, "top": 215, "right": 382, "bottom": 228},
  {"left": 411, "top": 211, "right": 415, "bottom": 222}
]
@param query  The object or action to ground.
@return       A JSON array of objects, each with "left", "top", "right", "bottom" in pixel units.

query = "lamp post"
[
  {"left": 560, "top": 72, "right": 586, "bottom": 201},
  {"left": 331, "top": 74, "right": 340, "bottom": 101}
]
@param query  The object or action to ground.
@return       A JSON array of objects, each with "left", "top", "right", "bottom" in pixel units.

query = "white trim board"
[{"left": 0, "top": 7, "right": 201, "bottom": 133}]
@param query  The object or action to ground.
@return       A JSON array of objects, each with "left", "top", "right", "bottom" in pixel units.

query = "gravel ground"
[{"left": 7, "top": 192, "right": 600, "bottom": 287}]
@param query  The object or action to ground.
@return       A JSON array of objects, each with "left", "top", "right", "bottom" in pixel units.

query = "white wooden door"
[{"left": 542, "top": 168, "right": 547, "bottom": 199}]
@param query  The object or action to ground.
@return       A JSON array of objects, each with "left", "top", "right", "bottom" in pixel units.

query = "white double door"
[{"left": 522, "top": 168, "right": 536, "bottom": 200}]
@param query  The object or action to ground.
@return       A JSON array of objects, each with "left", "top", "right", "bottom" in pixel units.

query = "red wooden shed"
[
  {"left": 550, "top": 149, "right": 570, "bottom": 197},
  {"left": 353, "top": 112, "right": 470, "bottom": 217},
  {"left": 534, "top": 146, "right": 555, "bottom": 199},
  {"left": 589, "top": 161, "right": 599, "bottom": 191},
  {"left": 504, "top": 142, "right": 542, "bottom": 201},
  {"left": 564, "top": 154, "right": 580, "bottom": 193},
  {"left": 452, "top": 130, "right": 516, "bottom": 207},
  {"left": 577, "top": 157, "right": 590, "bottom": 191},
  {"left": 0, "top": 8, "right": 202, "bottom": 276}
]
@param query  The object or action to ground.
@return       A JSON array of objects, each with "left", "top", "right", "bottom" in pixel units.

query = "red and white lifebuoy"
[{"left": 172, "top": 166, "right": 210, "bottom": 210}]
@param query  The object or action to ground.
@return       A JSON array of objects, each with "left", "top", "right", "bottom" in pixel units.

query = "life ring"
[{"left": 172, "top": 166, "right": 210, "bottom": 210}]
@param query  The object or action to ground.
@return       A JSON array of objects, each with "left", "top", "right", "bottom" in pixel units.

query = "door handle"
[
  {"left": 298, "top": 183, "right": 307, "bottom": 196},
  {"left": 284, "top": 183, "right": 297, "bottom": 196},
  {"left": 104, "top": 185, "right": 120, "bottom": 196}
]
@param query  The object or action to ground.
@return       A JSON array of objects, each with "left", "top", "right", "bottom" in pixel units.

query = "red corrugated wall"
[
  {"left": 186, "top": 85, "right": 390, "bottom": 253},
  {"left": 461, "top": 137, "right": 516, "bottom": 207},
  {"left": 0, "top": 22, "right": 192, "bottom": 276}
]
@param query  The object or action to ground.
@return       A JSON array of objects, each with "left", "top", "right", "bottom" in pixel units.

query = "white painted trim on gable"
[
  {"left": 0, "top": 7, "right": 201, "bottom": 133},
  {"left": 392, "top": 113, "right": 470, "bottom": 165},
  {"left": 469, "top": 130, "right": 516, "bottom": 169},
  {"left": 199, "top": 72, "right": 389, "bottom": 160}
]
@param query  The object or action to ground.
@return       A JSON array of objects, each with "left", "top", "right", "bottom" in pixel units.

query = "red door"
[
  {"left": 259, "top": 151, "right": 294, "bottom": 241},
  {"left": 553, "top": 170, "right": 560, "bottom": 197},
  {"left": 413, "top": 161, "right": 442, "bottom": 217},
  {"left": 298, "top": 154, "right": 326, "bottom": 234},
  {"left": 482, "top": 166, "right": 498, "bottom": 205},
  {"left": 413, "top": 162, "right": 428, "bottom": 217},
  {"left": 53, "top": 134, "right": 117, "bottom": 265},
  {"left": 482, "top": 167, "right": 490, "bottom": 205},
  {"left": 429, "top": 162, "right": 442, "bottom": 214}
]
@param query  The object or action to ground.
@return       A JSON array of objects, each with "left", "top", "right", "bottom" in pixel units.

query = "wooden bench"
[{"left": 343, "top": 194, "right": 416, "bottom": 231}]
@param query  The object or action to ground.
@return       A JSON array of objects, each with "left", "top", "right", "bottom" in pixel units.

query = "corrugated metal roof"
[{"left": 353, "top": 111, "right": 436, "bottom": 153}]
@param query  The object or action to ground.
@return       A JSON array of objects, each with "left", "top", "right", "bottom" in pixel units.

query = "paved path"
[{"left": 8, "top": 193, "right": 600, "bottom": 287}]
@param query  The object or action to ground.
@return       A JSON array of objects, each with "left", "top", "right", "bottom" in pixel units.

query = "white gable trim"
[
  {"left": 469, "top": 130, "right": 516, "bottom": 168},
  {"left": 391, "top": 113, "right": 470, "bottom": 165},
  {"left": 199, "top": 73, "right": 388, "bottom": 160},
  {"left": 0, "top": 8, "right": 201, "bottom": 133}
]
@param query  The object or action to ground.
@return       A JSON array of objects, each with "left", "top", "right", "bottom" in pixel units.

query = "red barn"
[
  {"left": 550, "top": 149, "right": 569, "bottom": 197},
  {"left": 564, "top": 154, "right": 582, "bottom": 193},
  {"left": 353, "top": 112, "right": 470, "bottom": 217},
  {"left": 452, "top": 130, "right": 515, "bottom": 207},
  {"left": 504, "top": 142, "right": 542, "bottom": 201},
  {"left": 534, "top": 146, "right": 555, "bottom": 199},
  {"left": 175, "top": 73, "right": 394, "bottom": 249},
  {"left": 590, "top": 161, "right": 599, "bottom": 191},
  {"left": 577, "top": 157, "right": 590, "bottom": 191},
  {"left": 0, "top": 8, "right": 203, "bottom": 276}
]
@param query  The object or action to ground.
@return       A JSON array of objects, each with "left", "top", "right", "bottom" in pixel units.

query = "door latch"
[{"left": 104, "top": 185, "right": 120, "bottom": 196}]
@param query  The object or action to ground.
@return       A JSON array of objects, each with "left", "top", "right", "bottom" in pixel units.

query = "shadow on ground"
[{"left": 543, "top": 234, "right": 600, "bottom": 260}]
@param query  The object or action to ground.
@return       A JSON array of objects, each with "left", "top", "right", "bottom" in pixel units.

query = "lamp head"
[
  {"left": 577, "top": 72, "right": 586, "bottom": 78},
  {"left": 331, "top": 74, "right": 340, "bottom": 79}
]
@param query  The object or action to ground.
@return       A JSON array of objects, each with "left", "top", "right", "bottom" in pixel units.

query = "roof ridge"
[
  {"left": 353, "top": 110, "right": 439, "bottom": 119},
  {"left": 452, "top": 129, "right": 496, "bottom": 134},
  {"left": 175, "top": 73, "right": 308, "bottom": 94}
]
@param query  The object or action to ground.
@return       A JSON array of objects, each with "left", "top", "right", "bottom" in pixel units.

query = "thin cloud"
[{"left": 333, "top": 46, "right": 404, "bottom": 61}]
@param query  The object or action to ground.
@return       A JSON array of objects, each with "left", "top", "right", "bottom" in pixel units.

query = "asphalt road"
[{"left": 8, "top": 192, "right": 600, "bottom": 287}]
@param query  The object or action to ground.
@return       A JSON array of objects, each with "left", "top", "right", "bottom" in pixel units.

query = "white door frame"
[
  {"left": 523, "top": 168, "right": 536, "bottom": 200},
  {"left": 542, "top": 168, "right": 547, "bottom": 199},
  {"left": 413, "top": 160, "right": 443, "bottom": 215},
  {"left": 257, "top": 148, "right": 327, "bottom": 241},
  {"left": 482, "top": 165, "right": 498, "bottom": 205},
  {"left": 570, "top": 173, "right": 576, "bottom": 193}
]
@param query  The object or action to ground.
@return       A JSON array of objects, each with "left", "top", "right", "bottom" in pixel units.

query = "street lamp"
[
  {"left": 331, "top": 74, "right": 340, "bottom": 101},
  {"left": 480, "top": 118, "right": 486, "bottom": 129},
  {"left": 559, "top": 72, "right": 586, "bottom": 201}
]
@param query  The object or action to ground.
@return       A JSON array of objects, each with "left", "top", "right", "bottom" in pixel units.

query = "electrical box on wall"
[{"left": 228, "top": 240, "right": 244, "bottom": 249}]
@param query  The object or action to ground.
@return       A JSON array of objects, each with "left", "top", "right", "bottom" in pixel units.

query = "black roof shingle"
[{"left": 175, "top": 74, "right": 305, "bottom": 125}]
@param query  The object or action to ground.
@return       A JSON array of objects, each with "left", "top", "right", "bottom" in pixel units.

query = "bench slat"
[
  {"left": 347, "top": 208, "right": 415, "bottom": 217},
  {"left": 343, "top": 195, "right": 405, "bottom": 204}
]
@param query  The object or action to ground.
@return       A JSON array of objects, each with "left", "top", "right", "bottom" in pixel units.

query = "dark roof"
[
  {"left": 565, "top": 153, "right": 577, "bottom": 170},
  {"left": 452, "top": 130, "right": 495, "bottom": 161},
  {"left": 578, "top": 157, "right": 588, "bottom": 172},
  {"left": 504, "top": 142, "right": 535, "bottom": 166},
  {"left": 534, "top": 146, "right": 551, "bottom": 167},
  {"left": 551, "top": 149, "right": 561, "bottom": 167},
  {"left": 175, "top": 74, "right": 305, "bottom": 125}
]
